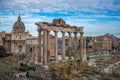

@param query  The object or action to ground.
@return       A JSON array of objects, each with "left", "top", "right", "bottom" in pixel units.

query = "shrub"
[
  {"left": 19, "top": 63, "right": 36, "bottom": 72},
  {"left": 0, "top": 45, "right": 7, "bottom": 57}
]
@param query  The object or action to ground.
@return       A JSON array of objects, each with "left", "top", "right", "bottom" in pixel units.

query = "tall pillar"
[
  {"left": 62, "top": 31, "right": 65, "bottom": 60},
  {"left": 26, "top": 45, "right": 29, "bottom": 61},
  {"left": 54, "top": 31, "right": 58, "bottom": 62},
  {"left": 38, "top": 30, "right": 42, "bottom": 63},
  {"left": 32, "top": 46, "right": 34, "bottom": 63},
  {"left": 80, "top": 32, "right": 84, "bottom": 61},
  {"left": 68, "top": 32, "right": 72, "bottom": 47},
  {"left": 83, "top": 37, "right": 87, "bottom": 61},
  {"left": 68, "top": 32, "right": 72, "bottom": 59},
  {"left": 34, "top": 46, "right": 37, "bottom": 64},
  {"left": 43, "top": 29, "right": 48, "bottom": 65},
  {"left": 47, "top": 31, "right": 50, "bottom": 63},
  {"left": 74, "top": 32, "right": 78, "bottom": 54},
  {"left": 33, "top": 46, "right": 35, "bottom": 64}
]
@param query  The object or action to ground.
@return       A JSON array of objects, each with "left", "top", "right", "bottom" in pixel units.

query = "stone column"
[
  {"left": 68, "top": 32, "right": 72, "bottom": 47},
  {"left": 38, "top": 30, "right": 42, "bottom": 63},
  {"left": 26, "top": 45, "right": 29, "bottom": 61},
  {"left": 54, "top": 31, "right": 58, "bottom": 63},
  {"left": 74, "top": 32, "right": 78, "bottom": 54},
  {"left": 34, "top": 46, "right": 37, "bottom": 64},
  {"left": 62, "top": 31, "right": 65, "bottom": 61},
  {"left": 47, "top": 31, "right": 50, "bottom": 63},
  {"left": 33, "top": 46, "right": 35, "bottom": 64},
  {"left": 43, "top": 29, "right": 48, "bottom": 66},
  {"left": 32, "top": 46, "right": 34, "bottom": 63},
  {"left": 83, "top": 37, "right": 87, "bottom": 61},
  {"left": 68, "top": 32, "right": 72, "bottom": 59},
  {"left": 80, "top": 32, "right": 84, "bottom": 60}
]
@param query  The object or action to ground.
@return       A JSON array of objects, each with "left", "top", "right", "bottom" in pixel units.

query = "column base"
[
  {"left": 62, "top": 59, "right": 66, "bottom": 62},
  {"left": 36, "top": 62, "right": 43, "bottom": 66},
  {"left": 54, "top": 61, "right": 58, "bottom": 63},
  {"left": 42, "top": 65, "right": 49, "bottom": 70}
]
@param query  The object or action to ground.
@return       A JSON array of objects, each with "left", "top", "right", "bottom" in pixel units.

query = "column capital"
[
  {"left": 37, "top": 29, "right": 42, "bottom": 32},
  {"left": 54, "top": 30, "right": 58, "bottom": 33},
  {"left": 68, "top": 32, "right": 72, "bottom": 34},
  {"left": 43, "top": 28, "right": 48, "bottom": 31},
  {"left": 80, "top": 32, "right": 84, "bottom": 34},
  {"left": 74, "top": 32, "right": 77, "bottom": 34},
  {"left": 68, "top": 32, "right": 72, "bottom": 36},
  {"left": 61, "top": 31, "right": 65, "bottom": 34},
  {"left": 47, "top": 30, "right": 50, "bottom": 33}
]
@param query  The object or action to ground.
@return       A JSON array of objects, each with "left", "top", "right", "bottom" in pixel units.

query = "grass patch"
[
  {"left": 0, "top": 59, "right": 12, "bottom": 72},
  {"left": 0, "top": 59, "right": 16, "bottom": 80}
]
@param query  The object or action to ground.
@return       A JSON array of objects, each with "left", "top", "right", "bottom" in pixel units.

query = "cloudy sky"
[{"left": 0, "top": 0, "right": 120, "bottom": 37}]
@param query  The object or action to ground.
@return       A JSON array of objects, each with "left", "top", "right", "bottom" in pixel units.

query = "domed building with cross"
[{"left": 0, "top": 14, "right": 32, "bottom": 54}]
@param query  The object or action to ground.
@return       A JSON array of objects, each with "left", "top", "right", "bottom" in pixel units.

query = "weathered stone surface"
[{"left": 36, "top": 18, "right": 86, "bottom": 66}]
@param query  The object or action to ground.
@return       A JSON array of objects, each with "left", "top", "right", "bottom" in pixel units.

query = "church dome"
[{"left": 13, "top": 14, "right": 25, "bottom": 32}]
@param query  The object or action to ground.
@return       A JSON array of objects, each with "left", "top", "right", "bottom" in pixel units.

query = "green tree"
[
  {"left": 0, "top": 45, "right": 7, "bottom": 57},
  {"left": 86, "top": 36, "right": 93, "bottom": 49},
  {"left": 86, "top": 36, "right": 92, "bottom": 43}
]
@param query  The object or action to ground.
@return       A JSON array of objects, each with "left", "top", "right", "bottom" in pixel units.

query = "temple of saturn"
[{"left": 35, "top": 18, "right": 87, "bottom": 66}]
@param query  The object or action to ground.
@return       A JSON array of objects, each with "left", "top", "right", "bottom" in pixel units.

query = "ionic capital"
[
  {"left": 54, "top": 30, "right": 58, "bottom": 33},
  {"left": 74, "top": 32, "right": 78, "bottom": 35},
  {"left": 61, "top": 31, "right": 65, "bottom": 34},
  {"left": 80, "top": 32, "right": 84, "bottom": 35},
  {"left": 68, "top": 32, "right": 72, "bottom": 35}
]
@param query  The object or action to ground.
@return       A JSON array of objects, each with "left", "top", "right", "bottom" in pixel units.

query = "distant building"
[
  {"left": 93, "top": 33, "right": 119, "bottom": 53},
  {"left": 0, "top": 31, "right": 5, "bottom": 46},
  {"left": 0, "top": 14, "right": 56, "bottom": 64},
  {"left": 0, "top": 14, "right": 32, "bottom": 54}
]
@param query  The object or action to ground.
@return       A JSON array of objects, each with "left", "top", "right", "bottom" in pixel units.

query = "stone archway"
[
  {"left": 18, "top": 45, "right": 22, "bottom": 52},
  {"left": 29, "top": 47, "right": 32, "bottom": 53}
]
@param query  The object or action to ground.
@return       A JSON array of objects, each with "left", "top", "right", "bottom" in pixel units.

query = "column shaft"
[
  {"left": 43, "top": 29, "right": 48, "bottom": 65},
  {"left": 68, "top": 32, "right": 72, "bottom": 47},
  {"left": 32, "top": 45, "right": 34, "bottom": 63},
  {"left": 68, "top": 32, "right": 72, "bottom": 59},
  {"left": 83, "top": 37, "right": 87, "bottom": 61},
  {"left": 54, "top": 31, "right": 58, "bottom": 62},
  {"left": 47, "top": 31, "right": 50, "bottom": 63},
  {"left": 74, "top": 32, "right": 78, "bottom": 54},
  {"left": 34, "top": 46, "right": 37, "bottom": 64},
  {"left": 80, "top": 32, "right": 84, "bottom": 60},
  {"left": 26, "top": 45, "right": 28, "bottom": 61},
  {"left": 32, "top": 47, "right": 34, "bottom": 63},
  {"left": 62, "top": 31, "right": 65, "bottom": 60},
  {"left": 38, "top": 30, "right": 42, "bottom": 63}
]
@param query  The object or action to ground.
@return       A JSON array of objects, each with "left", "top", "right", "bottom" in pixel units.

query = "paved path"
[{"left": 104, "top": 61, "right": 120, "bottom": 73}]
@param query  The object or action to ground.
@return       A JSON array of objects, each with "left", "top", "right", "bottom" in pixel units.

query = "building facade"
[
  {"left": 93, "top": 33, "right": 118, "bottom": 53},
  {"left": 0, "top": 14, "right": 32, "bottom": 54}
]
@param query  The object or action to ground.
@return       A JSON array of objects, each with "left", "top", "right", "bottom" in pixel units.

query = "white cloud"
[
  {"left": 0, "top": 0, "right": 120, "bottom": 13},
  {"left": 0, "top": 0, "right": 120, "bottom": 37}
]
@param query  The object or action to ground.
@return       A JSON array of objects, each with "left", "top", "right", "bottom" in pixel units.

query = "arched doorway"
[{"left": 18, "top": 45, "right": 22, "bottom": 52}]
